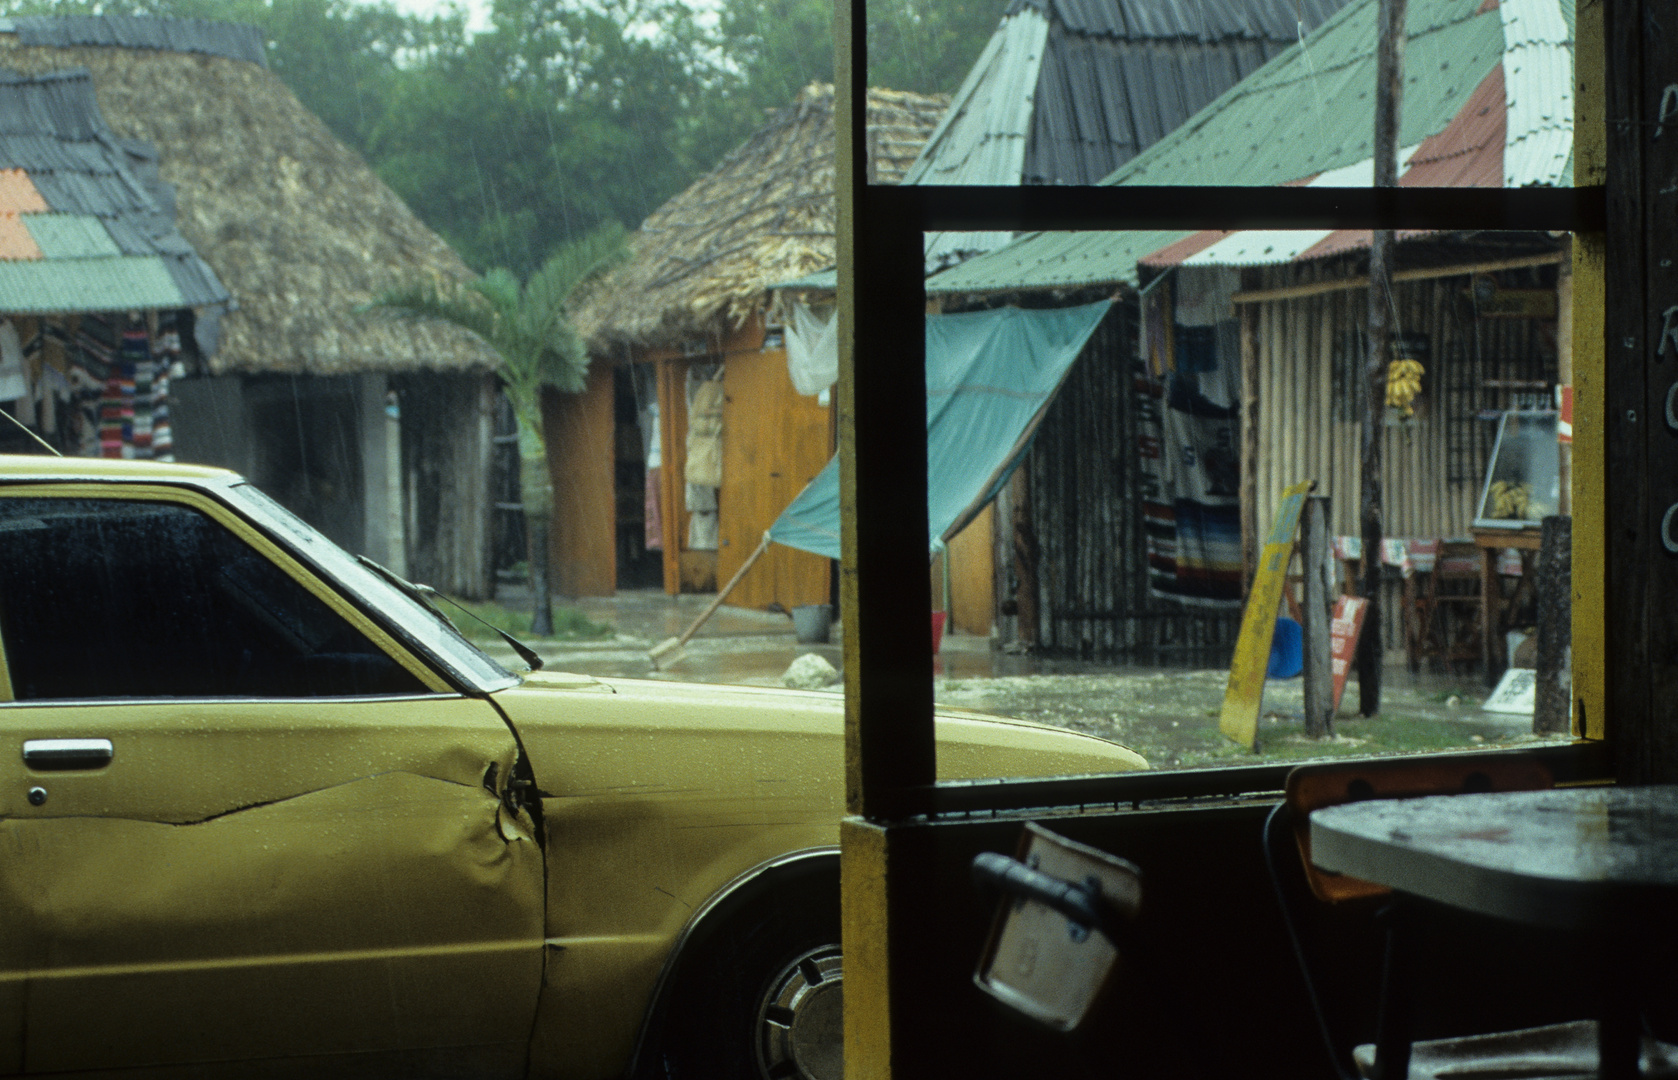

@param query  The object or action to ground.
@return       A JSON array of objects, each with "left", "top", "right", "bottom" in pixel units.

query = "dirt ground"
[{"left": 477, "top": 589, "right": 1565, "bottom": 771}]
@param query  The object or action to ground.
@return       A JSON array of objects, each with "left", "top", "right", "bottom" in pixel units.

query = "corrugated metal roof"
[
  {"left": 0, "top": 68, "right": 228, "bottom": 312},
  {"left": 929, "top": 0, "right": 1528, "bottom": 294},
  {"left": 1499, "top": 0, "right": 1572, "bottom": 186},
  {"left": 25, "top": 213, "right": 121, "bottom": 258},
  {"left": 7, "top": 15, "right": 268, "bottom": 68},
  {"left": 908, "top": 0, "right": 1349, "bottom": 273},
  {"left": 0, "top": 256, "right": 184, "bottom": 313},
  {"left": 0, "top": 213, "right": 42, "bottom": 261},
  {"left": 1022, "top": 0, "right": 1340, "bottom": 42},
  {"left": 906, "top": 8, "right": 1049, "bottom": 269}
]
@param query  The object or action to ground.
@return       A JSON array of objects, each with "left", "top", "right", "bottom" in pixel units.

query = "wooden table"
[
  {"left": 1473, "top": 526, "right": 1543, "bottom": 680},
  {"left": 1312, "top": 786, "right": 1678, "bottom": 1079}
]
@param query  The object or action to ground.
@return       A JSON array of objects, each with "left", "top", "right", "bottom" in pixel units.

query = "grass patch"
[{"left": 438, "top": 596, "right": 613, "bottom": 642}]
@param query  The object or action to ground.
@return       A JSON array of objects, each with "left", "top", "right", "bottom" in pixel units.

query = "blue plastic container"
[{"left": 1268, "top": 617, "right": 1304, "bottom": 679}]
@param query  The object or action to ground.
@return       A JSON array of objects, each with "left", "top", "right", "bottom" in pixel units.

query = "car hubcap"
[{"left": 756, "top": 945, "right": 843, "bottom": 1080}]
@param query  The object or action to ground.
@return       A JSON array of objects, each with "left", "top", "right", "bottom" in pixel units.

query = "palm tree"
[{"left": 371, "top": 222, "right": 625, "bottom": 636}]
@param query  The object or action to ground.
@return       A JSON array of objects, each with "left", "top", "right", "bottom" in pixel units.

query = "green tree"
[{"left": 370, "top": 222, "right": 626, "bottom": 635}]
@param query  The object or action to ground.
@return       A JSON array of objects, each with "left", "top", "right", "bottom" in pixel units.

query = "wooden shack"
[
  {"left": 563, "top": 83, "right": 945, "bottom": 607},
  {"left": 1, "top": 16, "right": 505, "bottom": 597}
]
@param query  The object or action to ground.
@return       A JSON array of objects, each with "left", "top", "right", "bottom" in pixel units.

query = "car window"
[{"left": 0, "top": 497, "right": 428, "bottom": 700}]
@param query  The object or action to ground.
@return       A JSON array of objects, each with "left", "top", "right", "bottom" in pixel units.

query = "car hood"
[{"left": 494, "top": 671, "right": 1146, "bottom": 798}]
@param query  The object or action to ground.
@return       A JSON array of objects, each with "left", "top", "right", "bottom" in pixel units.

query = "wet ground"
[{"left": 476, "top": 588, "right": 1564, "bottom": 770}]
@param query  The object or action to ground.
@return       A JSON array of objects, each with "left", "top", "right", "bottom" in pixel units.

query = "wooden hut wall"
[
  {"left": 544, "top": 365, "right": 617, "bottom": 598},
  {"left": 396, "top": 371, "right": 495, "bottom": 600},
  {"left": 1248, "top": 265, "right": 1555, "bottom": 652},
  {"left": 1022, "top": 304, "right": 1242, "bottom": 662},
  {"left": 718, "top": 344, "right": 833, "bottom": 611}
]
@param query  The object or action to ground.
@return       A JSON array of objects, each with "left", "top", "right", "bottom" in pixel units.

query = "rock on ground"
[{"left": 782, "top": 653, "right": 841, "bottom": 690}]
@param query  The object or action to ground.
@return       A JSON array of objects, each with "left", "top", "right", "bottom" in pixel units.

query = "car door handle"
[{"left": 23, "top": 739, "right": 114, "bottom": 771}]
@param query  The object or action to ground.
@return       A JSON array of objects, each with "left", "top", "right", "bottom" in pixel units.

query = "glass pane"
[
  {"left": 876, "top": 0, "right": 1573, "bottom": 193},
  {"left": 924, "top": 228, "right": 1576, "bottom": 776},
  {"left": 0, "top": 498, "right": 427, "bottom": 700}
]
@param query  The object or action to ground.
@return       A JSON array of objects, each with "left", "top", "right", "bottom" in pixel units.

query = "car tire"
[{"left": 653, "top": 870, "right": 842, "bottom": 1080}]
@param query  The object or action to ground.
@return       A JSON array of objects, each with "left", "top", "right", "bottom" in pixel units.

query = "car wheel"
[
  {"left": 653, "top": 872, "right": 842, "bottom": 1080},
  {"left": 755, "top": 944, "right": 843, "bottom": 1080}
]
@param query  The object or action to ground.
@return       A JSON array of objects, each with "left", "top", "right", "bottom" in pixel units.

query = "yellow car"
[{"left": 0, "top": 456, "right": 1143, "bottom": 1080}]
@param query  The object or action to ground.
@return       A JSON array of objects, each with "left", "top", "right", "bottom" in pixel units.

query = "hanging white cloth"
[
  {"left": 0, "top": 321, "right": 26, "bottom": 402},
  {"left": 785, "top": 302, "right": 837, "bottom": 396}
]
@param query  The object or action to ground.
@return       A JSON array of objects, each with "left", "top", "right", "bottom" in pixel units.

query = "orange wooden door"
[
  {"left": 718, "top": 349, "right": 832, "bottom": 610},
  {"left": 544, "top": 366, "right": 616, "bottom": 597}
]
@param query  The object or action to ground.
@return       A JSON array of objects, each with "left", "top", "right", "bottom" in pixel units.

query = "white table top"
[{"left": 1310, "top": 785, "right": 1678, "bottom": 931}]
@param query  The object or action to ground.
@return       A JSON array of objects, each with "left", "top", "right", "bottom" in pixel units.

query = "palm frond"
[{"left": 366, "top": 285, "right": 500, "bottom": 346}]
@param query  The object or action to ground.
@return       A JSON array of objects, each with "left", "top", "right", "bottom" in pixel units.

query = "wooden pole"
[
  {"left": 1302, "top": 496, "right": 1334, "bottom": 737},
  {"left": 1358, "top": 0, "right": 1406, "bottom": 717},
  {"left": 1533, "top": 515, "right": 1572, "bottom": 735},
  {"left": 1240, "top": 298, "right": 1260, "bottom": 593},
  {"left": 646, "top": 531, "right": 772, "bottom": 665}
]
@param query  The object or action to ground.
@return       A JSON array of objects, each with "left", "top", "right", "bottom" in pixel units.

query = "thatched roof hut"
[
  {"left": 572, "top": 83, "right": 946, "bottom": 353},
  {"left": 0, "top": 16, "right": 498, "bottom": 376}
]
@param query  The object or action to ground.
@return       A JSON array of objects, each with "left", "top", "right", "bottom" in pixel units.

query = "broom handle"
[{"left": 671, "top": 532, "right": 773, "bottom": 650}]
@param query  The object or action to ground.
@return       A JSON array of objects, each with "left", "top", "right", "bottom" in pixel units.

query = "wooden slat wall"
[
  {"left": 395, "top": 371, "right": 495, "bottom": 600},
  {"left": 545, "top": 365, "right": 617, "bottom": 597},
  {"left": 946, "top": 503, "right": 995, "bottom": 635},
  {"left": 1249, "top": 267, "right": 1552, "bottom": 651},
  {"left": 1022, "top": 304, "right": 1242, "bottom": 662},
  {"left": 718, "top": 348, "right": 833, "bottom": 610}
]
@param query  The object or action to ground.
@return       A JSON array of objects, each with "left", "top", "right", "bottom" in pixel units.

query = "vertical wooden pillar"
[
  {"left": 1607, "top": 0, "right": 1678, "bottom": 780},
  {"left": 836, "top": 0, "right": 935, "bottom": 1075},
  {"left": 1301, "top": 495, "right": 1334, "bottom": 737},
  {"left": 1240, "top": 299, "right": 1260, "bottom": 592},
  {"left": 1569, "top": 0, "right": 1606, "bottom": 742}
]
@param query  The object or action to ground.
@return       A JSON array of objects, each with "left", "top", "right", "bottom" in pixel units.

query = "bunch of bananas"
[
  {"left": 1488, "top": 479, "right": 1532, "bottom": 520},
  {"left": 1386, "top": 358, "right": 1425, "bottom": 417}
]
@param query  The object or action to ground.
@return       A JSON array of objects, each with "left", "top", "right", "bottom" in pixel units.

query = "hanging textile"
[
  {"left": 1140, "top": 268, "right": 1243, "bottom": 607},
  {"left": 785, "top": 302, "right": 838, "bottom": 396}
]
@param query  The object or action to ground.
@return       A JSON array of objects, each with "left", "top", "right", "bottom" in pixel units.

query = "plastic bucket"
[
  {"left": 931, "top": 610, "right": 947, "bottom": 655},
  {"left": 1268, "top": 617, "right": 1304, "bottom": 679},
  {"left": 792, "top": 604, "right": 833, "bottom": 644}
]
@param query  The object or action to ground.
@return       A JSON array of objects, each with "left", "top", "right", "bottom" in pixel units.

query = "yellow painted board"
[
  {"left": 1570, "top": 234, "right": 1605, "bottom": 740},
  {"left": 1220, "top": 479, "right": 1315, "bottom": 750},
  {"left": 842, "top": 817, "right": 892, "bottom": 1079}
]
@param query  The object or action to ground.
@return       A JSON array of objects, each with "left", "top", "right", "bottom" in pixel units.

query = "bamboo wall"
[
  {"left": 1022, "top": 304, "right": 1242, "bottom": 662},
  {"left": 1248, "top": 267, "right": 1555, "bottom": 650}
]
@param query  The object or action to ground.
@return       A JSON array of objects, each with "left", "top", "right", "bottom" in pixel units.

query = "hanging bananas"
[
  {"left": 1488, "top": 479, "right": 1533, "bottom": 520},
  {"left": 1385, "top": 358, "right": 1425, "bottom": 417}
]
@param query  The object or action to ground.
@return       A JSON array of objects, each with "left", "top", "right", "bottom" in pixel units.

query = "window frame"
[
  {"left": 833, "top": 5, "right": 1608, "bottom": 820},
  {"left": 0, "top": 482, "right": 458, "bottom": 702}
]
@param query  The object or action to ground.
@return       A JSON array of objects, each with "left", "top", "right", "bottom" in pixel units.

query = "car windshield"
[{"left": 226, "top": 481, "right": 517, "bottom": 694}]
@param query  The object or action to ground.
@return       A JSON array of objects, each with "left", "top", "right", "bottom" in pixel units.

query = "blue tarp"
[{"left": 768, "top": 299, "right": 1112, "bottom": 560}]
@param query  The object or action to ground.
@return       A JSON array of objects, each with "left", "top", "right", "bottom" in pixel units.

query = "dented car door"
[{"left": 0, "top": 488, "right": 545, "bottom": 1077}]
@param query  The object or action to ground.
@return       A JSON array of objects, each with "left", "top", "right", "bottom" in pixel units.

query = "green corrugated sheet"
[
  {"left": 0, "top": 257, "right": 184, "bottom": 313},
  {"left": 24, "top": 214, "right": 122, "bottom": 259},
  {"left": 928, "top": 0, "right": 1503, "bottom": 294}
]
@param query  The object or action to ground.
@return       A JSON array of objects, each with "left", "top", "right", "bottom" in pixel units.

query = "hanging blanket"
[{"left": 1140, "top": 270, "right": 1243, "bottom": 607}]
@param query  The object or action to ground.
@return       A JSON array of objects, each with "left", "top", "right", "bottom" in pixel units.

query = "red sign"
[
  {"left": 1558, "top": 384, "right": 1573, "bottom": 444},
  {"left": 1329, "top": 596, "right": 1368, "bottom": 715}
]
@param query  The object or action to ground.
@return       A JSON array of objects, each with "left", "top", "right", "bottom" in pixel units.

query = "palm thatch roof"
[
  {"left": 572, "top": 83, "right": 946, "bottom": 353},
  {"left": 0, "top": 18, "right": 498, "bottom": 376}
]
